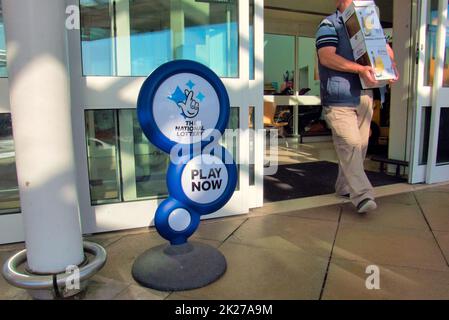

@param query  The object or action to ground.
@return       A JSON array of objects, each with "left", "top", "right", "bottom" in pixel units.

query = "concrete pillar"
[
  {"left": 389, "top": 0, "right": 413, "bottom": 165},
  {"left": 3, "top": 0, "right": 84, "bottom": 273}
]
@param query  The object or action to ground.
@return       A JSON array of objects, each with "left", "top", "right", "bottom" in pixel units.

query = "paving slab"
[
  {"left": 434, "top": 231, "right": 449, "bottom": 265},
  {"left": 227, "top": 214, "right": 338, "bottom": 258},
  {"left": 333, "top": 223, "right": 448, "bottom": 271},
  {"left": 322, "top": 259, "right": 449, "bottom": 300},
  {"left": 97, "top": 231, "right": 220, "bottom": 289},
  {"left": 114, "top": 284, "right": 170, "bottom": 300},
  {"left": 85, "top": 233, "right": 125, "bottom": 248},
  {"left": 414, "top": 190, "right": 449, "bottom": 232},
  {"left": 277, "top": 205, "right": 341, "bottom": 222},
  {"left": 340, "top": 200, "right": 428, "bottom": 231},
  {"left": 96, "top": 232, "right": 168, "bottom": 284},
  {"left": 0, "top": 250, "right": 28, "bottom": 299},
  {"left": 419, "top": 183, "right": 449, "bottom": 193},
  {"left": 77, "top": 275, "right": 129, "bottom": 300},
  {"left": 375, "top": 192, "right": 418, "bottom": 206},
  {"left": 169, "top": 242, "right": 329, "bottom": 300},
  {"left": 192, "top": 217, "right": 247, "bottom": 242}
]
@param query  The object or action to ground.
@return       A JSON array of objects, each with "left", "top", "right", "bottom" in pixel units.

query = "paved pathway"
[{"left": 1, "top": 183, "right": 448, "bottom": 300}]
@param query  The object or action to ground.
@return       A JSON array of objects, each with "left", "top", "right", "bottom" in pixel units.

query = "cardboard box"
[{"left": 342, "top": 1, "right": 395, "bottom": 88}]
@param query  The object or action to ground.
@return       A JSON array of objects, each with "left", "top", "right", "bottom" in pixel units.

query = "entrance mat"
[{"left": 264, "top": 161, "right": 406, "bottom": 203}]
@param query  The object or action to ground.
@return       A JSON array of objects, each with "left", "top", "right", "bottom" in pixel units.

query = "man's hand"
[
  {"left": 357, "top": 65, "right": 379, "bottom": 88},
  {"left": 386, "top": 43, "right": 399, "bottom": 84},
  {"left": 318, "top": 47, "right": 379, "bottom": 87},
  {"left": 389, "top": 62, "right": 400, "bottom": 84}
]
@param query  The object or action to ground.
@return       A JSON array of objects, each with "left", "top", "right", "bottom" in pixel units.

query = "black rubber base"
[{"left": 131, "top": 241, "right": 227, "bottom": 291}]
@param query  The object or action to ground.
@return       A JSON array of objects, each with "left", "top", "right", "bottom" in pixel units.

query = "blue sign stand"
[{"left": 132, "top": 60, "right": 237, "bottom": 291}]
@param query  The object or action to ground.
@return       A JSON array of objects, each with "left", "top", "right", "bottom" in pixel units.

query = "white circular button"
[
  {"left": 168, "top": 208, "right": 192, "bottom": 232},
  {"left": 181, "top": 154, "right": 229, "bottom": 205}
]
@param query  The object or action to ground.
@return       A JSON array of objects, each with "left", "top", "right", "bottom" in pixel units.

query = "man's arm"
[{"left": 317, "top": 46, "right": 379, "bottom": 87}]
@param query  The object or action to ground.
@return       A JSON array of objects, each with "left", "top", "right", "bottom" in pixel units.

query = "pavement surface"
[{"left": 1, "top": 183, "right": 449, "bottom": 300}]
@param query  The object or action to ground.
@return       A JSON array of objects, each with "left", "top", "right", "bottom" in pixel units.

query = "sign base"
[{"left": 132, "top": 241, "right": 227, "bottom": 292}]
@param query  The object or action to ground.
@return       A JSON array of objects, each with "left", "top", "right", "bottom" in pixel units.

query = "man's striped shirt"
[{"left": 316, "top": 18, "right": 339, "bottom": 50}]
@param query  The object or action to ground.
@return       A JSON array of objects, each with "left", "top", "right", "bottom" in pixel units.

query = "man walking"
[{"left": 316, "top": 0, "right": 398, "bottom": 213}]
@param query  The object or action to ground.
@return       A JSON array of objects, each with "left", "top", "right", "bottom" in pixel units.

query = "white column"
[
  {"left": 389, "top": 0, "right": 413, "bottom": 166},
  {"left": 3, "top": 0, "right": 84, "bottom": 273}
]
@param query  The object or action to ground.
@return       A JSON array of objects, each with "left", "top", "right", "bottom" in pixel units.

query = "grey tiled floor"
[{"left": 1, "top": 184, "right": 449, "bottom": 300}]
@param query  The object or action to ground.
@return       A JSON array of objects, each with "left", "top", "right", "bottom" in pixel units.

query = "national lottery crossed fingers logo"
[
  {"left": 168, "top": 80, "right": 203, "bottom": 119},
  {"left": 137, "top": 60, "right": 237, "bottom": 245}
]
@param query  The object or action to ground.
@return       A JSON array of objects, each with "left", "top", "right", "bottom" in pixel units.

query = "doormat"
[{"left": 264, "top": 161, "right": 407, "bottom": 203}]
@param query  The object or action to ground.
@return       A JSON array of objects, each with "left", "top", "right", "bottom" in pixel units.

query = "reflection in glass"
[
  {"left": 130, "top": 110, "right": 169, "bottom": 199},
  {"left": 222, "top": 107, "right": 240, "bottom": 190},
  {"left": 298, "top": 37, "right": 321, "bottom": 96},
  {"left": 424, "top": 0, "right": 449, "bottom": 87},
  {"left": 419, "top": 107, "right": 431, "bottom": 165},
  {"left": 85, "top": 107, "right": 241, "bottom": 204},
  {"left": 85, "top": 109, "right": 170, "bottom": 204},
  {"left": 80, "top": 1, "right": 114, "bottom": 76},
  {"left": 0, "top": 1, "right": 7, "bottom": 77},
  {"left": 264, "top": 34, "right": 295, "bottom": 94},
  {"left": 0, "top": 114, "right": 20, "bottom": 214},
  {"left": 80, "top": 0, "right": 239, "bottom": 77},
  {"left": 249, "top": 106, "right": 255, "bottom": 186},
  {"left": 437, "top": 108, "right": 449, "bottom": 165},
  {"left": 249, "top": 0, "right": 255, "bottom": 80},
  {"left": 85, "top": 110, "right": 121, "bottom": 204}
]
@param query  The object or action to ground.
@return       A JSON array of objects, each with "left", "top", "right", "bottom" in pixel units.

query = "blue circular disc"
[
  {"left": 154, "top": 197, "right": 201, "bottom": 245},
  {"left": 137, "top": 60, "right": 230, "bottom": 154},
  {"left": 167, "top": 146, "right": 238, "bottom": 215}
]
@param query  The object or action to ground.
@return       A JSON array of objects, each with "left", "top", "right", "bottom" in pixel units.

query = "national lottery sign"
[
  {"left": 137, "top": 60, "right": 237, "bottom": 245},
  {"left": 138, "top": 60, "right": 230, "bottom": 153}
]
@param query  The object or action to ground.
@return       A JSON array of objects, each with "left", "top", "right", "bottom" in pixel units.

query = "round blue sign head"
[
  {"left": 137, "top": 60, "right": 231, "bottom": 154},
  {"left": 154, "top": 197, "right": 201, "bottom": 245},
  {"left": 167, "top": 146, "right": 238, "bottom": 215}
]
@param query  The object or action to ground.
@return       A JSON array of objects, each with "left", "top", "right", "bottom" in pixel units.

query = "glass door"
[
  {"left": 69, "top": 0, "right": 259, "bottom": 234},
  {"left": 410, "top": 0, "right": 449, "bottom": 183},
  {"left": 0, "top": 112, "right": 24, "bottom": 244}
]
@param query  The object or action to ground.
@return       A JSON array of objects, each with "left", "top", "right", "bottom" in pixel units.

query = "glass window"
[
  {"left": 85, "top": 110, "right": 122, "bottom": 205},
  {"left": 0, "top": 1, "right": 7, "bottom": 77},
  {"left": 80, "top": 1, "right": 114, "bottom": 76},
  {"left": 80, "top": 0, "right": 239, "bottom": 78},
  {"left": 128, "top": 110, "right": 169, "bottom": 200},
  {"left": 424, "top": 0, "right": 449, "bottom": 87},
  {"left": 85, "top": 108, "right": 240, "bottom": 204},
  {"left": 419, "top": 107, "right": 431, "bottom": 165},
  {"left": 0, "top": 113, "right": 20, "bottom": 214},
  {"left": 264, "top": 34, "right": 295, "bottom": 94},
  {"left": 297, "top": 37, "right": 320, "bottom": 96},
  {"left": 249, "top": 106, "right": 255, "bottom": 186},
  {"left": 437, "top": 107, "right": 449, "bottom": 165},
  {"left": 249, "top": 0, "right": 255, "bottom": 80},
  {"left": 222, "top": 107, "right": 240, "bottom": 190}
]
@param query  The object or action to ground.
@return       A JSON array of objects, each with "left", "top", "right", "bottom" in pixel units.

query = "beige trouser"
[{"left": 324, "top": 90, "right": 375, "bottom": 207}]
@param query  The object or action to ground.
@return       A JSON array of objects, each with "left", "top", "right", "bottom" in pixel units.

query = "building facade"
[{"left": 0, "top": 0, "right": 448, "bottom": 244}]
